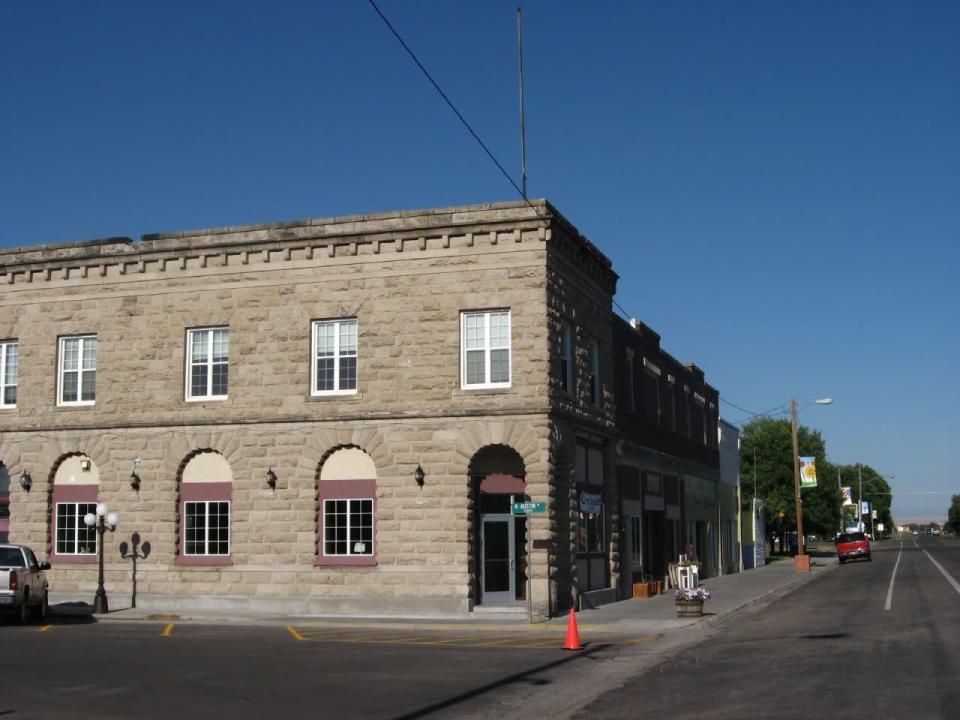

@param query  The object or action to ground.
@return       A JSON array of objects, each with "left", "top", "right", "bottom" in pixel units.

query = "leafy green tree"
[
  {"left": 947, "top": 495, "right": 960, "bottom": 535},
  {"left": 740, "top": 417, "right": 843, "bottom": 551}
]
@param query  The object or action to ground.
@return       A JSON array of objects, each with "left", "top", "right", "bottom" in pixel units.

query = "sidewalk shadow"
[{"left": 47, "top": 601, "right": 98, "bottom": 625}]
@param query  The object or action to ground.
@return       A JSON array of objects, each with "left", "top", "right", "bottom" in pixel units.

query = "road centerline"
[{"left": 884, "top": 540, "right": 903, "bottom": 611}]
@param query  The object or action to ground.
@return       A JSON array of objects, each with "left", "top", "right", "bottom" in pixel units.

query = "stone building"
[{"left": 0, "top": 199, "right": 720, "bottom": 617}]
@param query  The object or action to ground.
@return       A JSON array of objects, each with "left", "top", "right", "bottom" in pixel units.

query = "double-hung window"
[
  {"left": 186, "top": 327, "right": 229, "bottom": 400},
  {"left": 588, "top": 338, "right": 601, "bottom": 407},
  {"left": 461, "top": 310, "right": 511, "bottom": 389},
  {"left": 0, "top": 340, "right": 17, "bottom": 408},
  {"left": 312, "top": 318, "right": 358, "bottom": 395},
  {"left": 57, "top": 335, "right": 97, "bottom": 406},
  {"left": 55, "top": 502, "right": 98, "bottom": 555},
  {"left": 184, "top": 500, "right": 230, "bottom": 556}
]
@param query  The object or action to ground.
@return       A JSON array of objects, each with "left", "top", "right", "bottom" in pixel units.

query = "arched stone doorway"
[{"left": 469, "top": 445, "right": 526, "bottom": 606}]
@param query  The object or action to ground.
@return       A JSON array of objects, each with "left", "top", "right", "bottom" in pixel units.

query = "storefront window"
[{"left": 578, "top": 492, "right": 605, "bottom": 553}]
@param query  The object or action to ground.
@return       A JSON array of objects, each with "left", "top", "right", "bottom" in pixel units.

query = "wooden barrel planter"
[{"left": 675, "top": 598, "right": 705, "bottom": 618}]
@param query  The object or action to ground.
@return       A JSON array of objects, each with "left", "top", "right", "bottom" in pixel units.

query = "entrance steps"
[{"left": 470, "top": 603, "right": 528, "bottom": 621}]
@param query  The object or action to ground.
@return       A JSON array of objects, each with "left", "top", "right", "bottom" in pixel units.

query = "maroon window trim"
[
  {"left": 50, "top": 484, "right": 98, "bottom": 565},
  {"left": 316, "top": 479, "right": 377, "bottom": 567},
  {"left": 177, "top": 482, "right": 233, "bottom": 566},
  {"left": 479, "top": 473, "right": 526, "bottom": 494}
]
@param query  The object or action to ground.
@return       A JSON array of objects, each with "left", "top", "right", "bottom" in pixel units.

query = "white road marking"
[
  {"left": 884, "top": 541, "right": 903, "bottom": 611},
  {"left": 919, "top": 542, "right": 960, "bottom": 595}
]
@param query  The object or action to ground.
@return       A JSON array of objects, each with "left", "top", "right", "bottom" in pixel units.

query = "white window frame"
[
  {"left": 185, "top": 327, "right": 229, "bottom": 401},
  {"left": 560, "top": 322, "right": 574, "bottom": 395},
  {"left": 57, "top": 335, "right": 97, "bottom": 407},
  {"left": 183, "top": 500, "right": 231, "bottom": 556},
  {"left": 0, "top": 340, "right": 17, "bottom": 408},
  {"left": 311, "top": 318, "right": 358, "bottom": 396},
  {"left": 460, "top": 310, "right": 512, "bottom": 389},
  {"left": 322, "top": 497, "right": 375, "bottom": 557},
  {"left": 588, "top": 338, "right": 601, "bottom": 407},
  {"left": 55, "top": 502, "right": 98, "bottom": 555}
]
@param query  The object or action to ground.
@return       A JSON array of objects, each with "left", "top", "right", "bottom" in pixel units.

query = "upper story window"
[
  {"left": 642, "top": 358, "right": 661, "bottom": 425},
  {"left": 692, "top": 392, "right": 707, "bottom": 445},
  {"left": 588, "top": 338, "right": 601, "bottom": 407},
  {"left": 663, "top": 376, "right": 676, "bottom": 431},
  {"left": 559, "top": 322, "right": 574, "bottom": 395},
  {"left": 0, "top": 340, "right": 17, "bottom": 408},
  {"left": 186, "top": 327, "right": 229, "bottom": 401},
  {"left": 624, "top": 348, "right": 636, "bottom": 414},
  {"left": 57, "top": 335, "right": 97, "bottom": 406},
  {"left": 312, "top": 318, "right": 358, "bottom": 396},
  {"left": 461, "top": 310, "right": 511, "bottom": 389}
]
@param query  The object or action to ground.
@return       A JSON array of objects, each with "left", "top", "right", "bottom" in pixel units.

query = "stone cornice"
[{"left": 0, "top": 200, "right": 618, "bottom": 292}]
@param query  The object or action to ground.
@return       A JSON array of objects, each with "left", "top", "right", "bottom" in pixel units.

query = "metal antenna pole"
[{"left": 517, "top": 7, "right": 528, "bottom": 199}]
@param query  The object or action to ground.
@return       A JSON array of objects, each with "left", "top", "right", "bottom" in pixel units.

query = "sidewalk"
[{"left": 48, "top": 552, "right": 836, "bottom": 633}]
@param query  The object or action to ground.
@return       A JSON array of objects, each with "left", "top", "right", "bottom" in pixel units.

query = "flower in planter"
[{"left": 675, "top": 587, "right": 712, "bottom": 601}]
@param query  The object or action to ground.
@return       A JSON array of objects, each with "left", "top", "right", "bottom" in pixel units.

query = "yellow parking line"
[
  {"left": 286, "top": 625, "right": 305, "bottom": 641},
  {"left": 38, "top": 624, "right": 53, "bottom": 633},
  {"left": 621, "top": 634, "right": 660, "bottom": 646},
  {"left": 470, "top": 634, "right": 537, "bottom": 648},
  {"left": 162, "top": 623, "right": 175, "bottom": 637}
]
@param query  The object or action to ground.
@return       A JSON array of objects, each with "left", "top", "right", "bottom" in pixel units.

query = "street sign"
[{"left": 512, "top": 501, "right": 546, "bottom": 515}]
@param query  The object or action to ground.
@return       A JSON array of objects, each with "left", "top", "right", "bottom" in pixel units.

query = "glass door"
[{"left": 481, "top": 515, "right": 515, "bottom": 604}]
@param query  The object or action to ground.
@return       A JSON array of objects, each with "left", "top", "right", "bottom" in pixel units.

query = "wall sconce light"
[
  {"left": 20, "top": 469, "right": 32, "bottom": 492},
  {"left": 414, "top": 465, "right": 425, "bottom": 488},
  {"left": 80, "top": 458, "right": 92, "bottom": 471},
  {"left": 266, "top": 468, "right": 278, "bottom": 490},
  {"left": 130, "top": 457, "right": 142, "bottom": 491}
]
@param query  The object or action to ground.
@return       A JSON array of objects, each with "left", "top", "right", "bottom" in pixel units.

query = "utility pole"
[
  {"left": 790, "top": 398, "right": 808, "bottom": 571},
  {"left": 838, "top": 467, "right": 844, "bottom": 534},
  {"left": 858, "top": 464, "right": 863, "bottom": 532}
]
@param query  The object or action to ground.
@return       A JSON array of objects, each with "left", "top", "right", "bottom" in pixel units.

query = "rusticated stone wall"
[{"left": 0, "top": 200, "right": 618, "bottom": 617}]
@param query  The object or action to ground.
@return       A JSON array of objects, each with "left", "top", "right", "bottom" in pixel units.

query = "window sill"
[
  {"left": 175, "top": 555, "right": 233, "bottom": 566},
  {"left": 314, "top": 556, "right": 377, "bottom": 567},
  {"left": 51, "top": 554, "right": 97, "bottom": 565},
  {"left": 185, "top": 396, "right": 229, "bottom": 403},
  {"left": 307, "top": 392, "right": 363, "bottom": 403}
]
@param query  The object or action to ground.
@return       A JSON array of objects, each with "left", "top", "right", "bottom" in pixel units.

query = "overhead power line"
[{"left": 367, "top": 0, "right": 538, "bottom": 216}]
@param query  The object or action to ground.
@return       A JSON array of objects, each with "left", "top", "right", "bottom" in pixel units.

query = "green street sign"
[{"left": 512, "top": 502, "right": 546, "bottom": 515}]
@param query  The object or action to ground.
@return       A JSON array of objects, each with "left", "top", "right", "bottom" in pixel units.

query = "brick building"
[{"left": 0, "top": 200, "right": 720, "bottom": 617}]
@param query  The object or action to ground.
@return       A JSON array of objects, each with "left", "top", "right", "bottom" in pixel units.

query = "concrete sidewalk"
[{"left": 48, "top": 552, "right": 836, "bottom": 632}]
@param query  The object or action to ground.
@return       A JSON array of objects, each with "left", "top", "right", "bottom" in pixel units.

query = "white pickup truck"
[{"left": 0, "top": 544, "right": 50, "bottom": 624}]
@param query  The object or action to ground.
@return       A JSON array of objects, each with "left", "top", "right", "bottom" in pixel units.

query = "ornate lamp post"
[{"left": 84, "top": 503, "right": 118, "bottom": 614}]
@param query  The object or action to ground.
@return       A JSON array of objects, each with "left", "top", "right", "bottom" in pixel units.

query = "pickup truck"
[{"left": 0, "top": 544, "right": 50, "bottom": 624}]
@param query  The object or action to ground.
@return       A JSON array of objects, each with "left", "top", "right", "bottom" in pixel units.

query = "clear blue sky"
[{"left": 2, "top": 1, "right": 957, "bottom": 520}]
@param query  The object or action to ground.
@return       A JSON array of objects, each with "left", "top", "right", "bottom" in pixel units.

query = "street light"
[
  {"left": 84, "top": 503, "right": 119, "bottom": 614},
  {"left": 791, "top": 397, "right": 833, "bottom": 573}
]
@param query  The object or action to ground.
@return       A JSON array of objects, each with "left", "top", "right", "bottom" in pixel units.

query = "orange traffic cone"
[{"left": 563, "top": 608, "right": 582, "bottom": 650}]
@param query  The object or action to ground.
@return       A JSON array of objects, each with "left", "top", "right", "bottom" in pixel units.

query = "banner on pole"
[
  {"left": 799, "top": 456, "right": 818, "bottom": 488},
  {"left": 841, "top": 487, "right": 853, "bottom": 506}
]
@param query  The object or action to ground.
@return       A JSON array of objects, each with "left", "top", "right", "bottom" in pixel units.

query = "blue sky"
[{"left": 2, "top": 1, "right": 957, "bottom": 520}]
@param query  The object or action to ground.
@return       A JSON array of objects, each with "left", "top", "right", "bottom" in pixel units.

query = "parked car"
[
  {"left": 0, "top": 544, "right": 50, "bottom": 624},
  {"left": 835, "top": 531, "right": 871, "bottom": 564}
]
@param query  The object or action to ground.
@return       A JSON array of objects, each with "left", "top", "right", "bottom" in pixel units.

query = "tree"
[
  {"left": 740, "top": 417, "right": 843, "bottom": 551},
  {"left": 947, "top": 495, "right": 960, "bottom": 535}
]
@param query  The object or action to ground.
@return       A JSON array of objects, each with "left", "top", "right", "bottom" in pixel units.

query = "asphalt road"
[
  {"left": 574, "top": 535, "right": 960, "bottom": 720},
  {"left": 0, "top": 612, "right": 641, "bottom": 720}
]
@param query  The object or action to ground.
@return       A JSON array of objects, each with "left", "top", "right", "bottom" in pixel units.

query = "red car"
[{"left": 836, "top": 531, "right": 872, "bottom": 564}]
